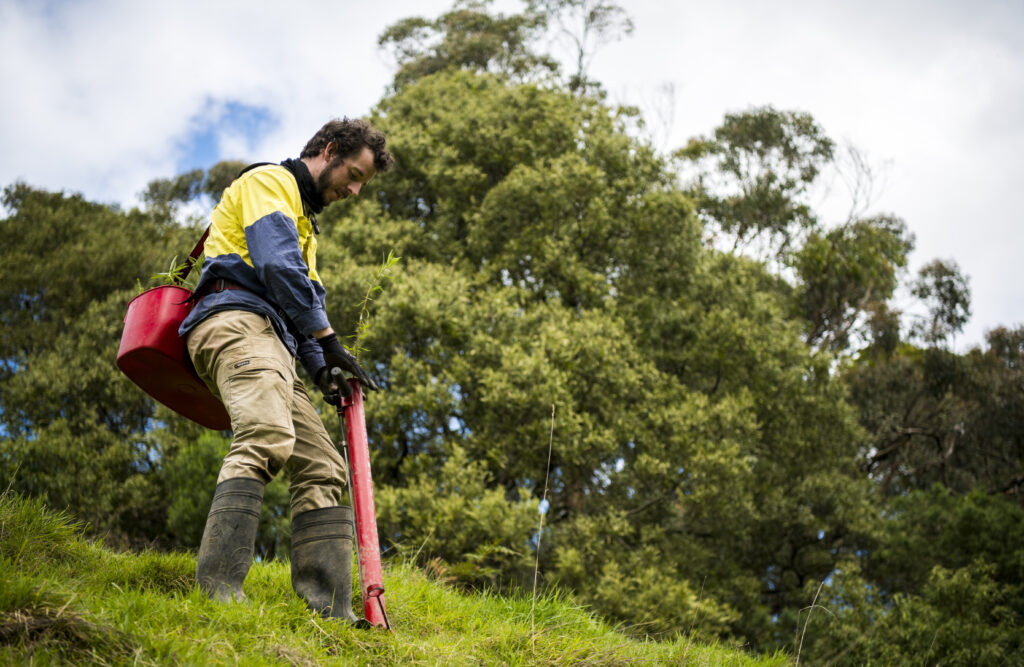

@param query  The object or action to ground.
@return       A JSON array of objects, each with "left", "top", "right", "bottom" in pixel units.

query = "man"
[{"left": 179, "top": 118, "right": 394, "bottom": 621}]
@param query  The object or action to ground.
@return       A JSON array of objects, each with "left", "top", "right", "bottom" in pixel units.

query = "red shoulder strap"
[{"left": 174, "top": 225, "right": 210, "bottom": 284}]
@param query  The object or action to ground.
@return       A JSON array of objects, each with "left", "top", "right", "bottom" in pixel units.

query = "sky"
[{"left": 1, "top": 0, "right": 1020, "bottom": 350}]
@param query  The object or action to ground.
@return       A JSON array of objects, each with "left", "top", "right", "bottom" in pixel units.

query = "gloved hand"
[
  {"left": 314, "top": 366, "right": 343, "bottom": 405},
  {"left": 316, "top": 333, "right": 380, "bottom": 392}
]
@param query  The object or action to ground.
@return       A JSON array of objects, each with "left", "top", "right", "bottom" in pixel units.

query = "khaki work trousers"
[{"left": 185, "top": 310, "right": 348, "bottom": 515}]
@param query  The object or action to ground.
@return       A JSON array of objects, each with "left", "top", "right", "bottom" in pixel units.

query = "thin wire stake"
[
  {"left": 376, "top": 595, "right": 391, "bottom": 630},
  {"left": 796, "top": 580, "right": 826, "bottom": 666},
  {"left": 337, "top": 407, "right": 352, "bottom": 504},
  {"left": 531, "top": 404, "right": 556, "bottom": 653}
]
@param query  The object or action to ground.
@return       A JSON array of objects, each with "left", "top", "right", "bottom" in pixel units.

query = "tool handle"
[
  {"left": 330, "top": 367, "right": 353, "bottom": 399},
  {"left": 338, "top": 375, "right": 390, "bottom": 630}
]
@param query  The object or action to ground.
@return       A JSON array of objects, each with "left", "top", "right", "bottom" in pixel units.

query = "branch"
[
  {"left": 865, "top": 427, "right": 936, "bottom": 466},
  {"left": 625, "top": 491, "right": 672, "bottom": 516},
  {"left": 990, "top": 474, "right": 1024, "bottom": 496}
]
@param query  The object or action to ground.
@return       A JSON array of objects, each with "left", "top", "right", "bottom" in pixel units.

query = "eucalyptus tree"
[{"left": 377, "top": 0, "right": 558, "bottom": 90}]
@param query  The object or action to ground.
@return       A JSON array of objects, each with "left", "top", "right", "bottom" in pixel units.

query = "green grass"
[{"left": 0, "top": 491, "right": 790, "bottom": 665}]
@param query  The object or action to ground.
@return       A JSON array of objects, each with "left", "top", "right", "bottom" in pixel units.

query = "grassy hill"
[{"left": 0, "top": 490, "right": 789, "bottom": 665}]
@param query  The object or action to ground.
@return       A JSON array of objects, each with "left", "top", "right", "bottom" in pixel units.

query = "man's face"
[{"left": 317, "top": 145, "right": 376, "bottom": 204}]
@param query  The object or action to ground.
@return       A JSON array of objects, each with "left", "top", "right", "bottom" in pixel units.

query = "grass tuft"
[
  {"left": 0, "top": 489, "right": 789, "bottom": 665},
  {"left": 0, "top": 569, "right": 138, "bottom": 663},
  {"left": 0, "top": 491, "right": 87, "bottom": 568}
]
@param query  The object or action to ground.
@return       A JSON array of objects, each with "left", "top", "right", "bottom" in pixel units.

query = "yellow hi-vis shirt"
[{"left": 179, "top": 164, "right": 329, "bottom": 361}]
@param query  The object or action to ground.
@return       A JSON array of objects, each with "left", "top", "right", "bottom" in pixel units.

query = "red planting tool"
[{"left": 333, "top": 370, "right": 390, "bottom": 630}]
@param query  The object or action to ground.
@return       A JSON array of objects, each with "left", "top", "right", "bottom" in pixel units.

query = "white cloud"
[
  {"left": 1, "top": 0, "right": 1020, "bottom": 347},
  {"left": 0, "top": 0, "right": 427, "bottom": 204},
  {"left": 589, "top": 0, "right": 1023, "bottom": 348}
]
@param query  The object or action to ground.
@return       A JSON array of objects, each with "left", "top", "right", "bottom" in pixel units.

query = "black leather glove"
[
  {"left": 314, "top": 366, "right": 343, "bottom": 405},
  {"left": 316, "top": 333, "right": 380, "bottom": 392}
]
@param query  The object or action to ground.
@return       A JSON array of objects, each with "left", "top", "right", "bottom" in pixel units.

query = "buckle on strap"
[{"left": 191, "top": 278, "right": 245, "bottom": 303}]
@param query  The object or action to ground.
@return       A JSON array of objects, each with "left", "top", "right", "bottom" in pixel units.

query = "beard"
[{"left": 317, "top": 155, "right": 347, "bottom": 201}]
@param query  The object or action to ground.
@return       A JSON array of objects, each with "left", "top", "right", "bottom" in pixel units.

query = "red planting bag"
[{"left": 116, "top": 228, "right": 231, "bottom": 430}]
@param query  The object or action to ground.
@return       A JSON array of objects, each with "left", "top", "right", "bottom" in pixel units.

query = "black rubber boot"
[
  {"left": 290, "top": 506, "right": 358, "bottom": 622},
  {"left": 196, "top": 477, "right": 264, "bottom": 603}
]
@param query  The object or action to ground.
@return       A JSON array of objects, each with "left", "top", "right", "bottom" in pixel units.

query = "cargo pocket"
[{"left": 221, "top": 355, "right": 293, "bottom": 434}]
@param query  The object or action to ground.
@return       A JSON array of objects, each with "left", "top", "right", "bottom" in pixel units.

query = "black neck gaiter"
[{"left": 279, "top": 158, "right": 325, "bottom": 218}]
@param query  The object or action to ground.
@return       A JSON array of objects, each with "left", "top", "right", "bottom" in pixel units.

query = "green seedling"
[
  {"left": 148, "top": 254, "right": 204, "bottom": 291},
  {"left": 346, "top": 250, "right": 400, "bottom": 360}
]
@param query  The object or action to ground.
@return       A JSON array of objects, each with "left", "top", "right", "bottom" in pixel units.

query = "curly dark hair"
[{"left": 300, "top": 118, "right": 394, "bottom": 173}]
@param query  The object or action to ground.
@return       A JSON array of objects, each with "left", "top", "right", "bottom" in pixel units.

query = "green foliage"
[
  {"left": 148, "top": 252, "right": 204, "bottom": 290},
  {"left": 910, "top": 257, "right": 972, "bottom": 345},
  {"left": 831, "top": 335, "right": 1024, "bottom": 663},
  {"left": 140, "top": 168, "right": 204, "bottom": 212},
  {"left": 0, "top": 184, "right": 192, "bottom": 366},
  {"left": 872, "top": 485, "right": 1024, "bottom": 599},
  {"left": 375, "top": 445, "right": 539, "bottom": 589},
  {"left": 358, "top": 69, "right": 686, "bottom": 308},
  {"left": 799, "top": 488, "right": 1024, "bottom": 665},
  {"left": 164, "top": 432, "right": 230, "bottom": 546},
  {"left": 847, "top": 328, "right": 1024, "bottom": 499},
  {"left": 347, "top": 249, "right": 401, "bottom": 359},
  {"left": 678, "top": 106, "right": 835, "bottom": 255},
  {"left": 552, "top": 509, "right": 741, "bottom": 638},
  {"left": 201, "top": 160, "right": 248, "bottom": 202},
  {"left": 141, "top": 159, "right": 248, "bottom": 213},
  {"left": 378, "top": 0, "right": 559, "bottom": 90},
  {"left": 876, "top": 562, "right": 1023, "bottom": 666},
  {"left": 791, "top": 214, "right": 914, "bottom": 350},
  {"left": 0, "top": 288, "right": 166, "bottom": 544}
]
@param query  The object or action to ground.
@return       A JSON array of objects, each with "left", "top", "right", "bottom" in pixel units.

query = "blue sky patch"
[{"left": 175, "top": 100, "right": 278, "bottom": 173}]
